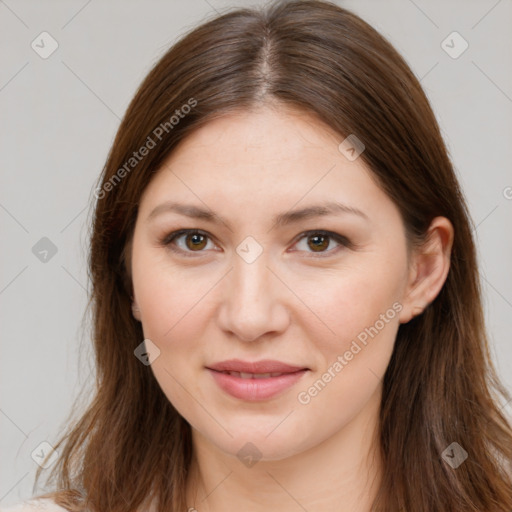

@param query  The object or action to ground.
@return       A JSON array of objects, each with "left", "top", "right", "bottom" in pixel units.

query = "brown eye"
[
  {"left": 185, "top": 232, "right": 208, "bottom": 251},
  {"left": 307, "top": 233, "right": 330, "bottom": 252},
  {"left": 293, "top": 230, "right": 350, "bottom": 257},
  {"left": 162, "top": 229, "right": 215, "bottom": 257}
]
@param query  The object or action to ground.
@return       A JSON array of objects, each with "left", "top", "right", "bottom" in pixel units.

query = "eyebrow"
[{"left": 146, "top": 200, "right": 369, "bottom": 229}]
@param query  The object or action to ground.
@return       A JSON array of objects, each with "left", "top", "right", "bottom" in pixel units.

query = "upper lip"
[{"left": 207, "top": 359, "right": 308, "bottom": 374}]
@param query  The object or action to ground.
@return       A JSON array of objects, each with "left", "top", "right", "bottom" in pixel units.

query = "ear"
[
  {"left": 131, "top": 297, "right": 141, "bottom": 321},
  {"left": 399, "top": 216, "right": 454, "bottom": 324}
]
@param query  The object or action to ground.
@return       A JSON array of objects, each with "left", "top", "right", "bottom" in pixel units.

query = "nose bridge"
[
  {"left": 232, "top": 251, "right": 271, "bottom": 300},
  {"left": 218, "top": 246, "right": 288, "bottom": 341}
]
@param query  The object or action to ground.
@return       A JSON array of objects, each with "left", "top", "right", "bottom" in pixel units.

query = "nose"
[{"left": 217, "top": 251, "right": 290, "bottom": 342}]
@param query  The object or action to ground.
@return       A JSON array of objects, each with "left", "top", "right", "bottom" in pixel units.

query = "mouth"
[
  {"left": 206, "top": 367, "right": 309, "bottom": 401},
  {"left": 215, "top": 370, "right": 292, "bottom": 379}
]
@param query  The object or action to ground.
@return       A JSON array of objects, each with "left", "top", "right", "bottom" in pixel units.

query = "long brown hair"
[{"left": 34, "top": 1, "right": 512, "bottom": 510}]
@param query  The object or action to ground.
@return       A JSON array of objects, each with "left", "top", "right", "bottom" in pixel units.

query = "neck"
[{"left": 185, "top": 389, "right": 383, "bottom": 512}]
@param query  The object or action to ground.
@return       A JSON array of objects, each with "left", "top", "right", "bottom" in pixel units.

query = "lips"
[
  {"left": 206, "top": 359, "right": 308, "bottom": 374},
  {"left": 218, "top": 371, "right": 286, "bottom": 379},
  {"left": 206, "top": 359, "right": 309, "bottom": 401}
]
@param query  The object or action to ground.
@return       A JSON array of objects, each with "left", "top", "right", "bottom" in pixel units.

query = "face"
[{"left": 130, "top": 105, "right": 413, "bottom": 461}]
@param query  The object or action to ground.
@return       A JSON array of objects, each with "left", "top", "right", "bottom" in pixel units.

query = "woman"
[{"left": 4, "top": 0, "right": 511, "bottom": 510}]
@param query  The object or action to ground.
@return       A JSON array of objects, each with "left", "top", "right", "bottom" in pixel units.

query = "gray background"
[{"left": 1, "top": 0, "right": 511, "bottom": 506}]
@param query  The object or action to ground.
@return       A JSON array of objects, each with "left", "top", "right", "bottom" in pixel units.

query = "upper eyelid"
[{"left": 163, "top": 228, "right": 214, "bottom": 245}]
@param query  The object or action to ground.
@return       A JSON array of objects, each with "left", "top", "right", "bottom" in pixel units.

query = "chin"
[{"left": 204, "top": 425, "right": 315, "bottom": 465}]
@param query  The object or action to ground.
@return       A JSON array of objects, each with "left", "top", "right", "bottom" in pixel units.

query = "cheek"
[
  {"left": 133, "top": 261, "right": 212, "bottom": 412},
  {"left": 132, "top": 244, "right": 214, "bottom": 341},
  {"left": 290, "top": 258, "right": 406, "bottom": 350},
  {"left": 137, "top": 281, "right": 203, "bottom": 342},
  {"left": 295, "top": 254, "right": 405, "bottom": 412},
  {"left": 288, "top": 260, "right": 404, "bottom": 416},
  {"left": 295, "top": 301, "right": 399, "bottom": 437}
]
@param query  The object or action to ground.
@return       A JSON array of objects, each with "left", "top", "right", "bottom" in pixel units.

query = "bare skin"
[{"left": 130, "top": 104, "right": 453, "bottom": 512}]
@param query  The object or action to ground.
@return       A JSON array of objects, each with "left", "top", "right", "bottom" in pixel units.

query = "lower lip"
[{"left": 207, "top": 369, "right": 308, "bottom": 401}]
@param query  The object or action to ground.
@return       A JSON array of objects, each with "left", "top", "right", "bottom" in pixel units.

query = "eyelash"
[{"left": 160, "top": 229, "right": 351, "bottom": 258}]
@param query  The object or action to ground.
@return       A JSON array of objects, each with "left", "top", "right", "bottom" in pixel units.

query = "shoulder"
[{"left": 0, "top": 499, "right": 69, "bottom": 512}]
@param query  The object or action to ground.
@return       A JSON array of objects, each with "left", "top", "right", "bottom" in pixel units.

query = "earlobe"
[
  {"left": 399, "top": 216, "right": 454, "bottom": 324},
  {"left": 131, "top": 300, "right": 141, "bottom": 321},
  {"left": 399, "top": 303, "right": 428, "bottom": 324}
]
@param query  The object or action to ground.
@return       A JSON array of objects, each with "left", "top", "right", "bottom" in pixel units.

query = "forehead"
[
  {"left": 137, "top": 106, "right": 394, "bottom": 227},
  {"left": 173, "top": 106, "right": 342, "bottom": 159}
]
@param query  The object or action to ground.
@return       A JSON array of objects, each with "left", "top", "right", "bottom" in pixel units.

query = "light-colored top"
[{"left": 0, "top": 499, "right": 69, "bottom": 512}]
